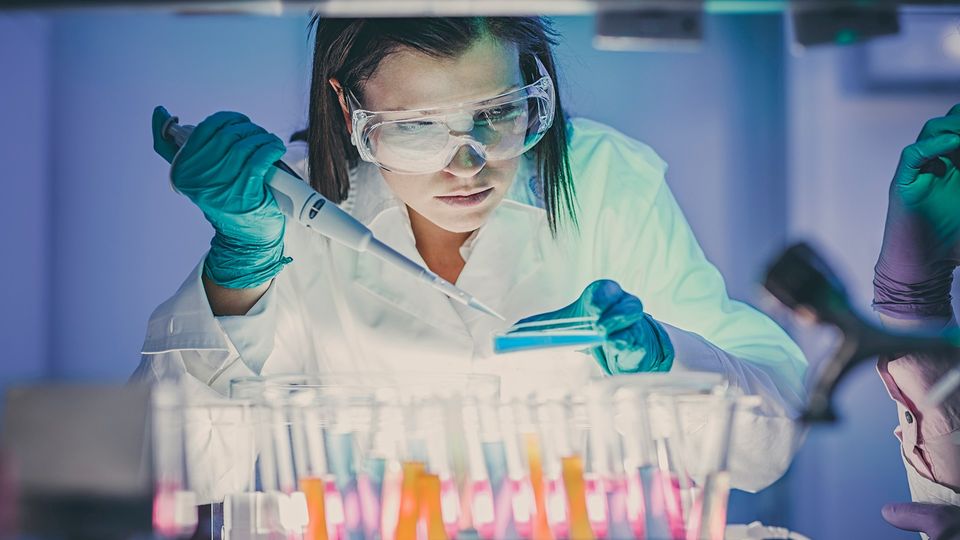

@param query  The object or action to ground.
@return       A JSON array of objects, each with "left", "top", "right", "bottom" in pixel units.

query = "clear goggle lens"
[{"left": 350, "top": 58, "right": 555, "bottom": 175}]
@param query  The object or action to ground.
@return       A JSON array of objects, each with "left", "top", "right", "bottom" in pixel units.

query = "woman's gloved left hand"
[{"left": 517, "top": 279, "right": 675, "bottom": 375}]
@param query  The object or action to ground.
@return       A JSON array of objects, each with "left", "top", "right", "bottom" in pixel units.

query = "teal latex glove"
[
  {"left": 151, "top": 106, "right": 291, "bottom": 288},
  {"left": 875, "top": 103, "right": 960, "bottom": 317},
  {"left": 517, "top": 279, "right": 675, "bottom": 374}
]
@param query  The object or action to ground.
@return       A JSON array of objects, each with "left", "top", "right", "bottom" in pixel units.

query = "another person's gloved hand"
[
  {"left": 882, "top": 502, "right": 960, "bottom": 540},
  {"left": 875, "top": 103, "right": 960, "bottom": 318},
  {"left": 517, "top": 279, "right": 674, "bottom": 374},
  {"left": 151, "top": 106, "right": 291, "bottom": 289}
]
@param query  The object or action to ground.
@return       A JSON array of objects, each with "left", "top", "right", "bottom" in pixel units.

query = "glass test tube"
[{"left": 152, "top": 381, "right": 199, "bottom": 538}]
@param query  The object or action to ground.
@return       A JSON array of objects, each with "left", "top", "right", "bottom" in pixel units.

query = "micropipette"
[{"left": 160, "top": 114, "right": 504, "bottom": 321}]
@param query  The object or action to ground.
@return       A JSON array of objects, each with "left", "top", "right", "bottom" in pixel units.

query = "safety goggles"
[{"left": 348, "top": 56, "right": 555, "bottom": 175}]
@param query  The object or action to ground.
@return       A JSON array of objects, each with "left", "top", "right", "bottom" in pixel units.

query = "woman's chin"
[{"left": 429, "top": 208, "right": 494, "bottom": 234}]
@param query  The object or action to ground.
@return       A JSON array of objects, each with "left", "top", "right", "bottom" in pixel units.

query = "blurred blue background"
[{"left": 1, "top": 8, "right": 959, "bottom": 539}]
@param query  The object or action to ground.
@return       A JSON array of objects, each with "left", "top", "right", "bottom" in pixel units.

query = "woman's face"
[{"left": 356, "top": 37, "right": 524, "bottom": 234}]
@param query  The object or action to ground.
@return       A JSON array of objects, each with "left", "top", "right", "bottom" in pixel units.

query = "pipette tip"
[{"left": 469, "top": 297, "right": 506, "bottom": 321}]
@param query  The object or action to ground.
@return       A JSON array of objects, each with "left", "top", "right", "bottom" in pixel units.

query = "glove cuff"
[
  {"left": 873, "top": 258, "right": 954, "bottom": 319},
  {"left": 642, "top": 315, "right": 675, "bottom": 373},
  {"left": 601, "top": 315, "right": 675, "bottom": 375},
  {"left": 203, "top": 226, "right": 292, "bottom": 289}
]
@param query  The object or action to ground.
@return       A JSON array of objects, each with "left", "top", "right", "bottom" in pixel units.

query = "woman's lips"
[{"left": 435, "top": 187, "right": 494, "bottom": 207}]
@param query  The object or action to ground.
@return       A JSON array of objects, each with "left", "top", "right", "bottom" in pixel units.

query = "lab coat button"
[{"left": 904, "top": 410, "right": 914, "bottom": 424}]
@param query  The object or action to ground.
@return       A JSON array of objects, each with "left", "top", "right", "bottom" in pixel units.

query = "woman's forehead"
[{"left": 361, "top": 37, "right": 522, "bottom": 112}]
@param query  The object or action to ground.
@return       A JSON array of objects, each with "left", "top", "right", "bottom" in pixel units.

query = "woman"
[
  {"left": 874, "top": 103, "right": 960, "bottom": 539},
  {"left": 134, "top": 16, "right": 806, "bottom": 492}
]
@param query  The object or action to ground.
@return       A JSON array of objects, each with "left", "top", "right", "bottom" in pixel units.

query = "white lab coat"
[{"left": 134, "top": 118, "right": 807, "bottom": 493}]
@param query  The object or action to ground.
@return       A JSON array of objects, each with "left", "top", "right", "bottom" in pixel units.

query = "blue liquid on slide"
[{"left": 493, "top": 333, "right": 605, "bottom": 354}]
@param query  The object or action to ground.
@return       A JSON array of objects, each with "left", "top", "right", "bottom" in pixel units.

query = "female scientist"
[{"left": 134, "top": 17, "right": 807, "bottom": 492}]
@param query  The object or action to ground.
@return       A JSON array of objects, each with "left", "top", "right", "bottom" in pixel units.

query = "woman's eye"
[
  {"left": 479, "top": 105, "right": 522, "bottom": 123},
  {"left": 396, "top": 121, "right": 432, "bottom": 134}
]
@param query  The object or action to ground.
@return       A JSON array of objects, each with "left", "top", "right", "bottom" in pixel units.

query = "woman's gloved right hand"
[{"left": 151, "top": 106, "right": 291, "bottom": 289}]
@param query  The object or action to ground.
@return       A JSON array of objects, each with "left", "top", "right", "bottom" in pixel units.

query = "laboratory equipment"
[
  {"left": 493, "top": 316, "right": 606, "bottom": 354},
  {"left": 595, "top": 373, "right": 752, "bottom": 540},
  {"left": 505, "top": 280, "right": 675, "bottom": 374},
  {"left": 149, "top": 370, "right": 764, "bottom": 540},
  {"left": 159, "top": 113, "right": 503, "bottom": 322},
  {"left": 152, "top": 381, "right": 200, "bottom": 538},
  {"left": 763, "top": 242, "right": 960, "bottom": 422},
  {"left": 224, "top": 373, "right": 504, "bottom": 540}
]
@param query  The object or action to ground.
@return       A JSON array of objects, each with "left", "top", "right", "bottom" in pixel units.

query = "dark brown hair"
[{"left": 297, "top": 17, "right": 577, "bottom": 233}]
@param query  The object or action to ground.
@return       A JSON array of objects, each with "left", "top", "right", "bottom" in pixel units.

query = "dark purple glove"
[
  {"left": 874, "top": 104, "right": 960, "bottom": 319},
  {"left": 883, "top": 502, "right": 960, "bottom": 540}
]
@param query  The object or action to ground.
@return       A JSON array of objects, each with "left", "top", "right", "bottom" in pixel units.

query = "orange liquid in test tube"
[
  {"left": 301, "top": 477, "right": 330, "bottom": 540},
  {"left": 561, "top": 456, "right": 595, "bottom": 540},
  {"left": 396, "top": 461, "right": 425, "bottom": 540},
  {"left": 418, "top": 473, "right": 449, "bottom": 540},
  {"left": 523, "top": 433, "right": 554, "bottom": 540}
]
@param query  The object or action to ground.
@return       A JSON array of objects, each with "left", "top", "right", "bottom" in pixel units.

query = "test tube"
[
  {"left": 419, "top": 398, "right": 461, "bottom": 539},
  {"left": 499, "top": 403, "right": 535, "bottom": 540},
  {"left": 606, "top": 374, "right": 730, "bottom": 540},
  {"left": 151, "top": 381, "right": 199, "bottom": 538},
  {"left": 265, "top": 399, "right": 309, "bottom": 536},
  {"left": 290, "top": 395, "right": 330, "bottom": 540},
  {"left": 493, "top": 316, "right": 606, "bottom": 354},
  {"left": 534, "top": 396, "right": 575, "bottom": 540},
  {"left": 418, "top": 472, "right": 449, "bottom": 540},
  {"left": 396, "top": 460, "right": 425, "bottom": 540}
]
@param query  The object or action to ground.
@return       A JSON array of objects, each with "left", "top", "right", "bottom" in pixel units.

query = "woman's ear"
[{"left": 328, "top": 78, "right": 352, "bottom": 135}]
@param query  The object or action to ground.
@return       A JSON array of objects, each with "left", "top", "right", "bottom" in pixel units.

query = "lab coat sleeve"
[
  {"left": 132, "top": 259, "right": 277, "bottom": 396},
  {"left": 630, "top": 189, "right": 806, "bottom": 491},
  {"left": 572, "top": 120, "right": 808, "bottom": 491},
  {"left": 624, "top": 185, "right": 804, "bottom": 492},
  {"left": 876, "top": 312, "right": 960, "bottom": 497},
  {"left": 132, "top": 261, "right": 276, "bottom": 504},
  {"left": 628, "top": 181, "right": 808, "bottom": 418}
]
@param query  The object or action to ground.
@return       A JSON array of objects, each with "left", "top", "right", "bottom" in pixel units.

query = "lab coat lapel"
[
  {"left": 454, "top": 200, "right": 549, "bottom": 323},
  {"left": 352, "top": 208, "right": 472, "bottom": 339}
]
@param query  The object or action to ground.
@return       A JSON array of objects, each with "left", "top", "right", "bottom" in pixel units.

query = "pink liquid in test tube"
[
  {"left": 471, "top": 479, "right": 496, "bottom": 539},
  {"left": 358, "top": 473, "right": 381, "bottom": 539},
  {"left": 658, "top": 470, "right": 685, "bottom": 539},
  {"left": 510, "top": 478, "right": 534, "bottom": 539},
  {"left": 324, "top": 479, "right": 346, "bottom": 540},
  {"left": 639, "top": 466, "right": 685, "bottom": 540},
  {"left": 605, "top": 477, "right": 633, "bottom": 540},
  {"left": 343, "top": 486, "right": 361, "bottom": 532},
  {"left": 544, "top": 476, "right": 569, "bottom": 539},
  {"left": 584, "top": 474, "right": 609, "bottom": 539},
  {"left": 441, "top": 476, "right": 461, "bottom": 538},
  {"left": 153, "top": 481, "right": 197, "bottom": 538},
  {"left": 626, "top": 470, "right": 645, "bottom": 540}
]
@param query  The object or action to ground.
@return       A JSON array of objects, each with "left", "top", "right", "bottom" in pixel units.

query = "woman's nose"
[{"left": 443, "top": 144, "right": 486, "bottom": 178}]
